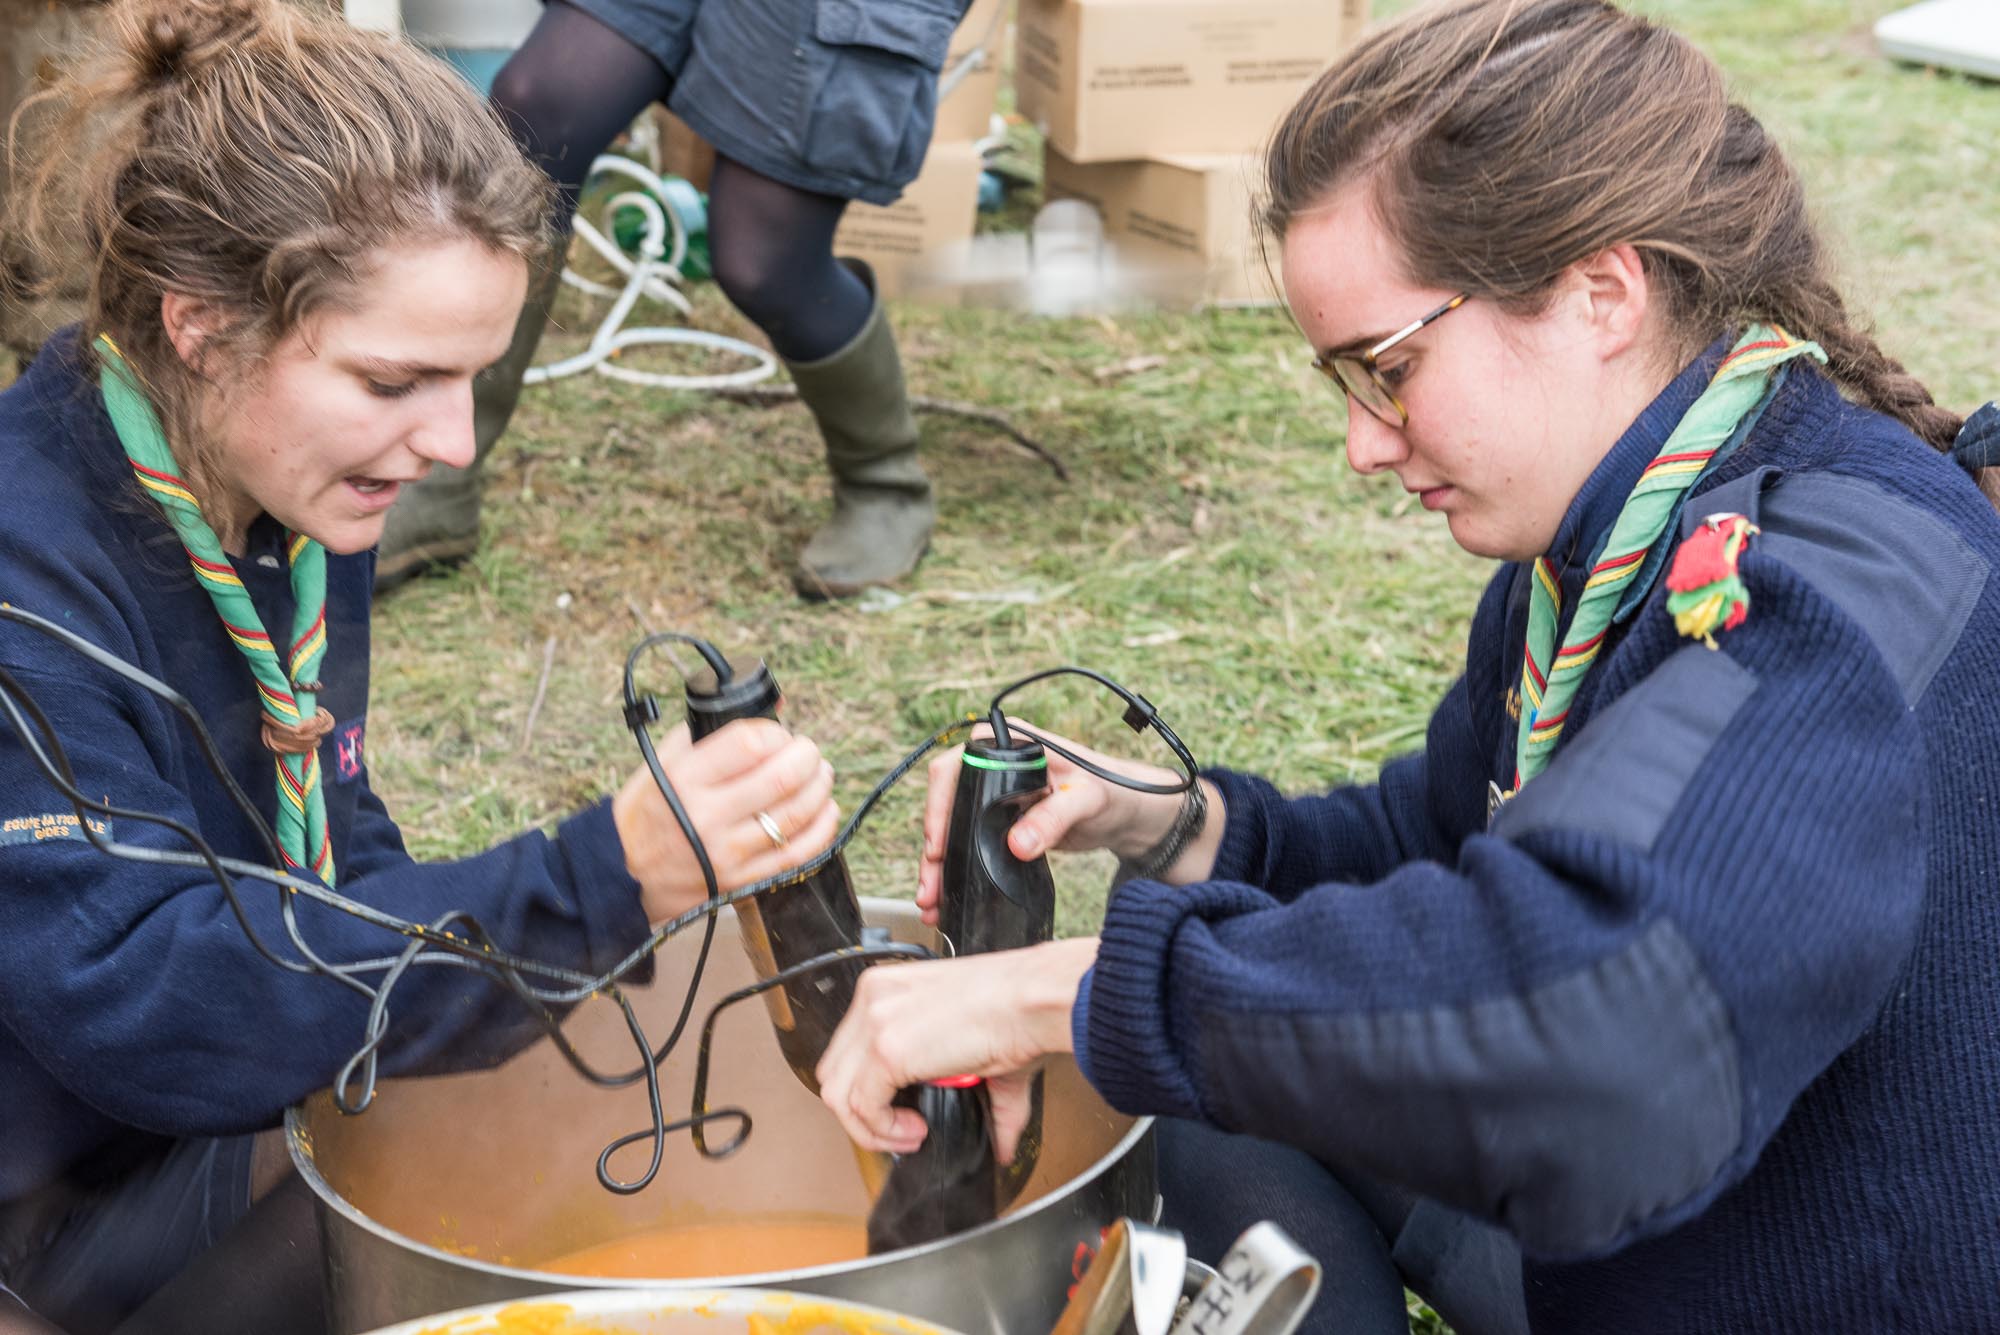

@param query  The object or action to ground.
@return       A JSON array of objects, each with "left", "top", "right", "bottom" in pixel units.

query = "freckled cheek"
[{"left": 1424, "top": 433, "right": 1488, "bottom": 490}]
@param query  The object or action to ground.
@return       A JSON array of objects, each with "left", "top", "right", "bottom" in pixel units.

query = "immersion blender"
[
  {"left": 682, "top": 654, "right": 864, "bottom": 1096},
  {"left": 682, "top": 652, "right": 1002, "bottom": 1252},
  {"left": 858, "top": 726, "right": 1061, "bottom": 1250},
  {"left": 933, "top": 723, "right": 1056, "bottom": 1205}
]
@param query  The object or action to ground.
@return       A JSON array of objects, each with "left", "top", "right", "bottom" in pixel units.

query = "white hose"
[{"left": 525, "top": 154, "right": 777, "bottom": 391}]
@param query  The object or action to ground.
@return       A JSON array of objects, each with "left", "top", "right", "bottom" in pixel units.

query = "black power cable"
[{"left": 0, "top": 603, "right": 1198, "bottom": 1195}]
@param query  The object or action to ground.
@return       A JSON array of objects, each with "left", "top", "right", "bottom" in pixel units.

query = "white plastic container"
[
  {"left": 342, "top": 0, "right": 402, "bottom": 33},
  {"left": 399, "top": 0, "right": 541, "bottom": 91},
  {"left": 1875, "top": 0, "right": 2000, "bottom": 81}
]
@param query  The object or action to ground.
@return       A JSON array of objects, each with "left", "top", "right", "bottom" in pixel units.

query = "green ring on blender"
[{"left": 962, "top": 753, "right": 1048, "bottom": 771}]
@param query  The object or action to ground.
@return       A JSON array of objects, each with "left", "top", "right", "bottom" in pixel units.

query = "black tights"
[
  {"left": 1157, "top": 1120, "right": 1531, "bottom": 1335},
  {"left": 108, "top": 1176, "right": 324, "bottom": 1335},
  {"left": 492, "top": 1, "right": 873, "bottom": 362}
]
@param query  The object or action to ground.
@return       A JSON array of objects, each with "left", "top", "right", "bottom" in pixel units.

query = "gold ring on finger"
[{"left": 755, "top": 810, "right": 788, "bottom": 849}]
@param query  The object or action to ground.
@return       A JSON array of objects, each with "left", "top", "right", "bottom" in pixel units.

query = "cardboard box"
[
  {"left": 1016, "top": 0, "right": 1369, "bottom": 162},
  {"left": 932, "top": 0, "right": 1007, "bottom": 143},
  {"left": 651, "top": 109, "right": 718, "bottom": 194},
  {"left": 833, "top": 139, "right": 985, "bottom": 299},
  {"left": 1042, "top": 147, "right": 1279, "bottom": 305}
]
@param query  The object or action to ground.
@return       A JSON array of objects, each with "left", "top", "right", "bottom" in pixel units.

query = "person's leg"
[
  {"left": 706, "top": 156, "right": 935, "bottom": 598},
  {"left": 0, "top": 1137, "right": 260, "bottom": 1335},
  {"left": 704, "top": 162, "right": 870, "bottom": 362},
  {"left": 1342, "top": 1176, "right": 1530, "bottom": 1335},
  {"left": 492, "top": 3, "right": 684, "bottom": 216},
  {"left": 0, "top": 1284, "right": 67, "bottom": 1335},
  {"left": 108, "top": 1173, "right": 323, "bottom": 1335},
  {"left": 376, "top": 0, "right": 679, "bottom": 588},
  {"left": 1156, "top": 1119, "right": 1409, "bottom": 1335}
]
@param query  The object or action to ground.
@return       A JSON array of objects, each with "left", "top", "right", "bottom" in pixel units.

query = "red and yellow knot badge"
[{"left": 1665, "top": 512, "right": 1758, "bottom": 648}]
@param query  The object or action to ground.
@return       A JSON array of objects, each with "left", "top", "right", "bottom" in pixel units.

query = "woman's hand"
[
  {"left": 815, "top": 938, "right": 1099, "bottom": 1162},
  {"left": 915, "top": 721, "right": 1216, "bottom": 926},
  {"left": 612, "top": 718, "right": 839, "bottom": 923}
]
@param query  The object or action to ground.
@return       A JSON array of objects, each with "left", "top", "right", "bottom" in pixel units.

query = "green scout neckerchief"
[
  {"left": 96, "top": 334, "right": 337, "bottom": 885},
  {"left": 1509, "top": 325, "right": 1825, "bottom": 793}
]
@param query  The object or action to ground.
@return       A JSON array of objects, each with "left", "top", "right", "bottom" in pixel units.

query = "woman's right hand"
[
  {"left": 612, "top": 718, "right": 838, "bottom": 924},
  {"left": 914, "top": 720, "right": 1193, "bottom": 925}
]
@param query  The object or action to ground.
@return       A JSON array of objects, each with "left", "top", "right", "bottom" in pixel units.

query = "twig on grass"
[
  {"left": 707, "top": 384, "right": 1070, "bottom": 482},
  {"left": 520, "top": 635, "right": 557, "bottom": 753},
  {"left": 623, "top": 595, "right": 701, "bottom": 681}
]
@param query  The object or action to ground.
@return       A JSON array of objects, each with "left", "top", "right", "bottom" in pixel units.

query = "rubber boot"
[
  {"left": 373, "top": 257, "right": 565, "bottom": 591},
  {"left": 786, "top": 260, "right": 934, "bottom": 600}
]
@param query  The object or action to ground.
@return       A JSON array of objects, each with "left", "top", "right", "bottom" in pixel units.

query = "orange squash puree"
[
  {"left": 410, "top": 1295, "right": 942, "bottom": 1335},
  {"left": 749, "top": 1300, "right": 937, "bottom": 1335},
  {"left": 412, "top": 1301, "right": 636, "bottom": 1335},
  {"left": 538, "top": 1218, "right": 869, "bottom": 1280}
]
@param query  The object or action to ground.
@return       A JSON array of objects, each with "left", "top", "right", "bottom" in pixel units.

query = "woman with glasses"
[{"left": 813, "top": 1, "right": 2000, "bottom": 1332}]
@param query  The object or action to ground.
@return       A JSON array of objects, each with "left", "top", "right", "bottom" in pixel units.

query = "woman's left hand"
[
  {"left": 816, "top": 938, "right": 1100, "bottom": 1161},
  {"left": 612, "top": 718, "right": 839, "bottom": 924}
]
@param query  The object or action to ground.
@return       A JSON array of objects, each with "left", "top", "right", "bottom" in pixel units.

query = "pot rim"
[
  {"left": 286, "top": 895, "right": 1153, "bottom": 1288},
  {"left": 286, "top": 1102, "right": 1153, "bottom": 1288}
]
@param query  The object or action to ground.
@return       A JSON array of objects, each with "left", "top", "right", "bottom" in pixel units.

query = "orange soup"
[{"left": 539, "top": 1218, "right": 868, "bottom": 1280}]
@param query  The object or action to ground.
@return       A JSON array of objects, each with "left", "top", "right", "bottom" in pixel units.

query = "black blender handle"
[
  {"left": 682, "top": 654, "right": 864, "bottom": 1098},
  {"left": 940, "top": 738, "right": 1057, "bottom": 957},
  {"left": 865, "top": 1078, "right": 1000, "bottom": 1254},
  {"left": 975, "top": 788, "right": 1056, "bottom": 912},
  {"left": 683, "top": 658, "right": 783, "bottom": 736},
  {"left": 933, "top": 737, "right": 1055, "bottom": 1211}
]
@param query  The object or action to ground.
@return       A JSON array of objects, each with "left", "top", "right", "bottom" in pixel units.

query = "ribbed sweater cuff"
[
  {"left": 556, "top": 799, "right": 653, "bottom": 976},
  {"left": 1078, "top": 880, "right": 1210, "bottom": 1120},
  {"left": 1204, "top": 767, "right": 1271, "bottom": 885},
  {"left": 1071, "top": 968, "right": 1099, "bottom": 1087}
]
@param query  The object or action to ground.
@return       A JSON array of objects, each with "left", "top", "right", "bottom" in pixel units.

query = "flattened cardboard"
[
  {"left": 1043, "top": 147, "right": 1279, "bottom": 305},
  {"left": 652, "top": 109, "right": 717, "bottom": 194},
  {"left": 934, "top": 0, "right": 1007, "bottom": 143},
  {"left": 833, "top": 139, "right": 985, "bottom": 299},
  {"left": 1017, "top": 0, "right": 1369, "bottom": 162}
]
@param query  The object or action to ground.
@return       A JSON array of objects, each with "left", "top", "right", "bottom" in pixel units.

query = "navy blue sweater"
[
  {"left": 0, "top": 335, "right": 652, "bottom": 1204},
  {"left": 1076, "top": 355, "right": 2000, "bottom": 1330}
]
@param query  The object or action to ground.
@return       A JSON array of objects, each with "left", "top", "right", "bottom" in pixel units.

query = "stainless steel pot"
[{"left": 292, "top": 899, "right": 1154, "bottom": 1335}]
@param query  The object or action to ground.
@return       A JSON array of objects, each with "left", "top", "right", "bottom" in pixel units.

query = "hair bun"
[{"left": 122, "top": 0, "right": 273, "bottom": 87}]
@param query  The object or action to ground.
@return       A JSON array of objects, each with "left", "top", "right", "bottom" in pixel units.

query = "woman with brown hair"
[
  {"left": 0, "top": 2, "right": 838, "bottom": 1328},
  {"left": 815, "top": 1, "right": 2000, "bottom": 1331}
]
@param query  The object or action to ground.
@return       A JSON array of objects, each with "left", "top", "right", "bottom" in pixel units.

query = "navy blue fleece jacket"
[
  {"left": 0, "top": 334, "right": 653, "bottom": 1203},
  {"left": 1075, "top": 353, "right": 2000, "bottom": 1331}
]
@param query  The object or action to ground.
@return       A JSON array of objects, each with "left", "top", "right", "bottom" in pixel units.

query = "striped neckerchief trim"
[
  {"left": 1508, "top": 326, "right": 1826, "bottom": 794},
  {"left": 95, "top": 335, "right": 336, "bottom": 884}
]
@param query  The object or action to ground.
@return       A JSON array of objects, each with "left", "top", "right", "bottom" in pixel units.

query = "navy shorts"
[{"left": 558, "top": 0, "right": 972, "bottom": 205}]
